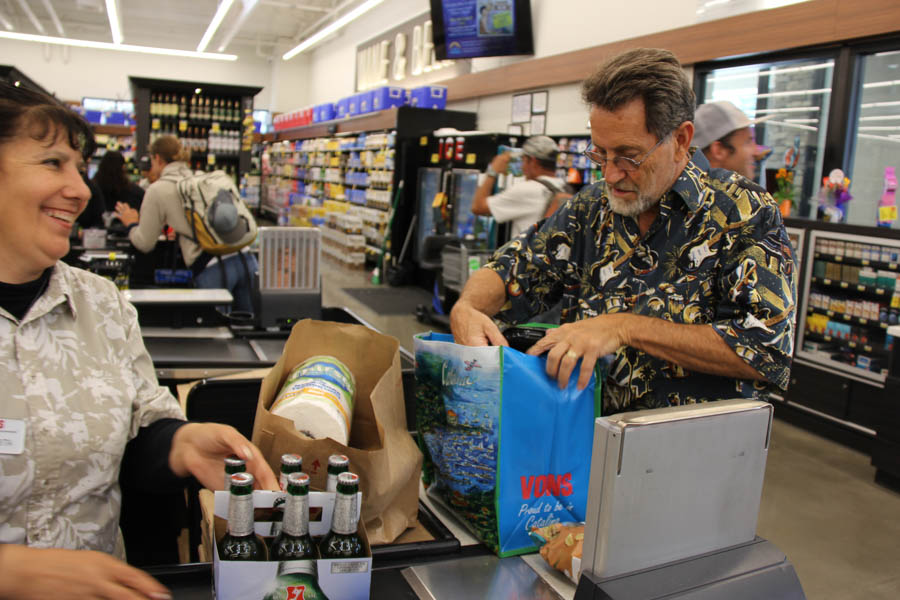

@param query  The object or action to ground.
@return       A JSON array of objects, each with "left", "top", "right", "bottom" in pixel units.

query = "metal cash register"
[{"left": 575, "top": 399, "right": 806, "bottom": 599}]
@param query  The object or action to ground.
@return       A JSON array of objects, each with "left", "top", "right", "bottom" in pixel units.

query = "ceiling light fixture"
[
  {"left": 105, "top": 0, "right": 122, "bottom": 44},
  {"left": 217, "top": 0, "right": 259, "bottom": 53},
  {"left": 0, "top": 9, "right": 13, "bottom": 31},
  {"left": 0, "top": 31, "right": 238, "bottom": 60},
  {"left": 283, "top": 0, "right": 384, "bottom": 60},
  {"left": 16, "top": 0, "right": 45, "bottom": 34},
  {"left": 41, "top": 0, "right": 65, "bottom": 36},
  {"left": 197, "top": 0, "right": 236, "bottom": 53}
]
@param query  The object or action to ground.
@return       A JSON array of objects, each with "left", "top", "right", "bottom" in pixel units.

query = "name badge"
[{"left": 0, "top": 418, "right": 26, "bottom": 455}]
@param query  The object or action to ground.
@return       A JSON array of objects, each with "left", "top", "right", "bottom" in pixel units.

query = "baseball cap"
[
  {"left": 692, "top": 101, "right": 772, "bottom": 149},
  {"left": 137, "top": 155, "right": 152, "bottom": 171},
  {"left": 522, "top": 135, "right": 559, "bottom": 162}
]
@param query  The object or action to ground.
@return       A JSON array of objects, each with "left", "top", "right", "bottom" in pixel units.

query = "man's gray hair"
[{"left": 581, "top": 48, "right": 695, "bottom": 141}]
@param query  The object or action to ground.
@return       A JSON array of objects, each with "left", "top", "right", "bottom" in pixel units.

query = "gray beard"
[{"left": 608, "top": 192, "right": 660, "bottom": 217}]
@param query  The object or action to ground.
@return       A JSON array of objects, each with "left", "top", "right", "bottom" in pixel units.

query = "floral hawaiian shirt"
[
  {"left": 486, "top": 150, "right": 796, "bottom": 414},
  {"left": 0, "top": 261, "right": 184, "bottom": 557}
]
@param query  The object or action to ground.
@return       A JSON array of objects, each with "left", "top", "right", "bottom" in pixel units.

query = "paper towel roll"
[{"left": 271, "top": 375, "right": 352, "bottom": 445}]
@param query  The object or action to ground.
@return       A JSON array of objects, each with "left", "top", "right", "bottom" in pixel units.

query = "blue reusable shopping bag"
[{"left": 414, "top": 332, "right": 600, "bottom": 557}]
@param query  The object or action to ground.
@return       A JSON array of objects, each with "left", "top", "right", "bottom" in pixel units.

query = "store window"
[
  {"left": 847, "top": 50, "right": 900, "bottom": 227},
  {"left": 699, "top": 57, "right": 835, "bottom": 219}
]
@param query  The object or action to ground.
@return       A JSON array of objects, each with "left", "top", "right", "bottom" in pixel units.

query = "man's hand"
[
  {"left": 450, "top": 300, "right": 508, "bottom": 347},
  {"left": 527, "top": 315, "right": 628, "bottom": 390},
  {"left": 114, "top": 202, "right": 139, "bottom": 227},
  {"left": 0, "top": 546, "right": 171, "bottom": 600},
  {"left": 169, "top": 423, "right": 279, "bottom": 491},
  {"left": 490, "top": 152, "right": 512, "bottom": 175}
]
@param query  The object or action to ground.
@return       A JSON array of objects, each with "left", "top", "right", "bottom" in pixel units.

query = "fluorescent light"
[
  {"left": 197, "top": 0, "right": 235, "bottom": 53},
  {"left": 217, "top": 0, "right": 258, "bottom": 52},
  {"left": 0, "top": 9, "right": 13, "bottom": 31},
  {"left": 17, "top": 0, "right": 44, "bottom": 34},
  {"left": 42, "top": 0, "right": 65, "bottom": 36},
  {"left": 0, "top": 31, "right": 238, "bottom": 60},
  {"left": 755, "top": 88, "right": 831, "bottom": 99},
  {"left": 105, "top": 0, "right": 122, "bottom": 44},
  {"left": 283, "top": 0, "right": 384, "bottom": 60}
]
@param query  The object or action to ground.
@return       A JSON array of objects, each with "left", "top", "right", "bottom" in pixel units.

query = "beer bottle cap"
[
  {"left": 281, "top": 453, "right": 303, "bottom": 469},
  {"left": 225, "top": 455, "right": 246, "bottom": 469},
  {"left": 328, "top": 454, "right": 349, "bottom": 467},
  {"left": 230, "top": 472, "right": 254, "bottom": 489},
  {"left": 286, "top": 472, "right": 310, "bottom": 494}
]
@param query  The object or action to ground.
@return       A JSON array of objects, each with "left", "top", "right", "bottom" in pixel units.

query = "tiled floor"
[{"left": 321, "top": 264, "right": 900, "bottom": 600}]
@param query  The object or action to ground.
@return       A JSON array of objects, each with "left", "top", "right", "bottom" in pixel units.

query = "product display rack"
[
  {"left": 129, "top": 77, "right": 261, "bottom": 183},
  {"left": 262, "top": 106, "right": 476, "bottom": 271}
]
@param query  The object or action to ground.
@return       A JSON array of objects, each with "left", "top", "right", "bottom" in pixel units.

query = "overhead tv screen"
[{"left": 431, "top": 0, "right": 534, "bottom": 61}]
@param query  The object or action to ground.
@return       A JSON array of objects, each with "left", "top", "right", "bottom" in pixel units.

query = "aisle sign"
[{"left": 356, "top": 12, "right": 470, "bottom": 92}]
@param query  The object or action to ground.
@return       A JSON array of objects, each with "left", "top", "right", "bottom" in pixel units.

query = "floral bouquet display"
[
  {"left": 774, "top": 168, "right": 795, "bottom": 218},
  {"left": 817, "top": 168, "right": 853, "bottom": 223}
]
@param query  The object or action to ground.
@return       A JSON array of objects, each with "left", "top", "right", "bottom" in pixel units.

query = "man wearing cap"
[
  {"left": 451, "top": 48, "right": 796, "bottom": 415},
  {"left": 472, "top": 135, "right": 569, "bottom": 239},
  {"left": 693, "top": 101, "right": 768, "bottom": 180},
  {"left": 136, "top": 154, "right": 155, "bottom": 190}
]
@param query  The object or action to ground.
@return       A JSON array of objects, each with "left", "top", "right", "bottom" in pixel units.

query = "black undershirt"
[{"left": 0, "top": 268, "right": 52, "bottom": 320}]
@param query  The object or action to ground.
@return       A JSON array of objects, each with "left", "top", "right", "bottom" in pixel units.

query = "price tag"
[
  {"left": 430, "top": 153, "right": 439, "bottom": 164},
  {"left": 840, "top": 282, "right": 848, "bottom": 288},
  {"left": 824, "top": 278, "right": 832, "bottom": 285},
  {"left": 876, "top": 288, "right": 885, "bottom": 295},
  {"left": 860, "top": 318, "right": 867, "bottom": 325},
  {"left": 178, "top": 119, "right": 188, "bottom": 132},
  {"left": 207, "top": 153, "right": 216, "bottom": 165},
  {"left": 835, "top": 255, "right": 843, "bottom": 262},
  {"left": 151, "top": 118, "right": 161, "bottom": 130},
  {"left": 879, "top": 204, "right": 897, "bottom": 223},
  {"left": 420, "top": 136, "right": 428, "bottom": 146},
  {"left": 862, "top": 259, "right": 870, "bottom": 266},
  {"left": 857, "top": 285, "right": 865, "bottom": 292},
  {"left": 465, "top": 153, "right": 476, "bottom": 165},
  {"left": 842, "top": 314, "right": 850, "bottom": 321},
  {"left": 826, "top": 310, "right": 834, "bottom": 316},
  {"left": 890, "top": 263, "right": 898, "bottom": 270},
  {"left": 824, "top": 335, "right": 832, "bottom": 341},
  {"left": 211, "top": 122, "right": 221, "bottom": 133}
]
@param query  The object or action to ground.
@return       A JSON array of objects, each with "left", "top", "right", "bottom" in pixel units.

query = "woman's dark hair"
[
  {"left": 92, "top": 150, "right": 128, "bottom": 204},
  {"left": 0, "top": 82, "right": 96, "bottom": 160},
  {"left": 581, "top": 48, "right": 695, "bottom": 141}
]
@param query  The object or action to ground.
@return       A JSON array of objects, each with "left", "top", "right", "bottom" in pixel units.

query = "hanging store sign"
[{"left": 355, "top": 12, "right": 470, "bottom": 92}]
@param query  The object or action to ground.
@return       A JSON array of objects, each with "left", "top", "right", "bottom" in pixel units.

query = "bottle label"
[
  {"left": 331, "top": 492, "right": 359, "bottom": 535},
  {"left": 283, "top": 494, "right": 309, "bottom": 537},
  {"left": 227, "top": 494, "right": 254, "bottom": 537}
]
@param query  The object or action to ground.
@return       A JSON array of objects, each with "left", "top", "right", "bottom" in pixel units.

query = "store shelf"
[
  {"left": 93, "top": 124, "right": 133, "bottom": 136},
  {"left": 806, "top": 306, "right": 887, "bottom": 329},
  {"left": 810, "top": 277, "right": 892, "bottom": 297},
  {"left": 813, "top": 251, "right": 900, "bottom": 271},
  {"left": 803, "top": 331, "right": 891, "bottom": 357}
]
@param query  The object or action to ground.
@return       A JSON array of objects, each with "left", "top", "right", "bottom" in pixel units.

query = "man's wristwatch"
[{"left": 485, "top": 166, "right": 498, "bottom": 178}]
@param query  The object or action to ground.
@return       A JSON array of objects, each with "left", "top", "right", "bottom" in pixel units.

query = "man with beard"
[{"left": 449, "top": 48, "right": 796, "bottom": 414}]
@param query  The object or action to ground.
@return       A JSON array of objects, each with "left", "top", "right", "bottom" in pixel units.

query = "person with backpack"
[
  {"left": 115, "top": 135, "right": 258, "bottom": 314},
  {"left": 471, "top": 135, "right": 572, "bottom": 240}
]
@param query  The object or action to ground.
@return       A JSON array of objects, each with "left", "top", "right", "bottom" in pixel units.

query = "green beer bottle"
[
  {"left": 270, "top": 472, "right": 317, "bottom": 560},
  {"left": 279, "top": 453, "right": 303, "bottom": 491},
  {"left": 224, "top": 455, "right": 246, "bottom": 490},
  {"left": 325, "top": 454, "right": 349, "bottom": 493},
  {"left": 319, "top": 472, "right": 365, "bottom": 558},
  {"left": 219, "top": 472, "right": 267, "bottom": 561},
  {"left": 262, "top": 560, "right": 329, "bottom": 600}
]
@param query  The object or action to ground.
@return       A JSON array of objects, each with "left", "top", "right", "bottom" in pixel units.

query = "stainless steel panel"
[
  {"left": 402, "top": 555, "right": 562, "bottom": 600},
  {"left": 583, "top": 400, "right": 773, "bottom": 579}
]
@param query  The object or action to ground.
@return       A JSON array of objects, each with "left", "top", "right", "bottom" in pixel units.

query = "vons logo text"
[{"left": 520, "top": 473, "right": 573, "bottom": 499}]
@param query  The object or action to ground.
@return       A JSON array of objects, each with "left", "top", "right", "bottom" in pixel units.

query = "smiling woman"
[{"left": 0, "top": 83, "right": 277, "bottom": 600}]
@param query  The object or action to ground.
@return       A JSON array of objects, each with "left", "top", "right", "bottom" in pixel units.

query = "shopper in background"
[
  {"left": 136, "top": 154, "right": 154, "bottom": 190},
  {"left": 472, "top": 135, "right": 571, "bottom": 239},
  {"left": 693, "top": 100, "right": 769, "bottom": 180},
  {"left": 451, "top": 48, "right": 796, "bottom": 415},
  {"left": 0, "top": 82, "right": 277, "bottom": 600},
  {"left": 115, "top": 135, "right": 259, "bottom": 314},
  {"left": 93, "top": 149, "right": 145, "bottom": 213}
]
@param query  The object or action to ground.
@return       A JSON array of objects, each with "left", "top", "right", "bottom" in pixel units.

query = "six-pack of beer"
[{"left": 209, "top": 454, "right": 371, "bottom": 600}]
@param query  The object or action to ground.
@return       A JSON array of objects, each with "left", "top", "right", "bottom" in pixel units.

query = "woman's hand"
[
  {"left": 0, "top": 545, "right": 171, "bottom": 600},
  {"left": 169, "top": 422, "right": 279, "bottom": 491},
  {"left": 114, "top": 202, "right": 139, "bottom": 226}
]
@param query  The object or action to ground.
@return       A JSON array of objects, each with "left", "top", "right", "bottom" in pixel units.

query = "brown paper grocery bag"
[{"left": 251, "top": 319, "right": 422, "bottom": 544}]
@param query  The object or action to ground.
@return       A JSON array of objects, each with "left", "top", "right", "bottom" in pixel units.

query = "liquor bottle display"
[
  {"left": 325, "top": 454, "right": 349, "bottom": 493},
  {"left": 219, "top": 472, "right": 267, "bottom": 561},
  {"left": 319, "top": 472, "right": 365, "bottom": 559},
  {"left": 279, "top": 453, "right": 303, "bottom": 491},
  {"left": 269, "top": 472, "right": 317, "bottom": 561},
  {"left": 262, "top": 560, "right": 329, "bottom": 600},
  {"left": 224, "top": 455, "right": 246, "bottom": 490}
]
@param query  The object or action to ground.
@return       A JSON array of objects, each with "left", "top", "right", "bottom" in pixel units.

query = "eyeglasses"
[{"left": 582, "top": 133, "right": 670, "bottom": 173}]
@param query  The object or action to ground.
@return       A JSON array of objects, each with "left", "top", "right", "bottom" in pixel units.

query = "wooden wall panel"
[{"left": 444, "top": 0, "right": 900, "bottom": 102}]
